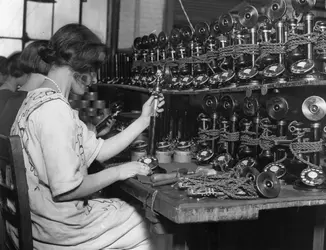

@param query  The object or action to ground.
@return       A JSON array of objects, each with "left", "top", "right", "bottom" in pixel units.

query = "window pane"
[
  {"left": 53, "top": 0, "right": 79, "bottom": 34},
  {"left": 82, "top": 0, "right": 107, "bottom": 42},
  {"left": 0, "top": 0, "right": 23, "bottom": 38},
  {"left": 26, "top": 2, "right": 52, "bottom": 40},
  {"left": 0, "top": 39, "right": 22, "bottom": 57}
]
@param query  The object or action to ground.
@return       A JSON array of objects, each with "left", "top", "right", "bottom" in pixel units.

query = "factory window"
[{"left": 0, "top": 0, "right": 107, "bottom": 57}]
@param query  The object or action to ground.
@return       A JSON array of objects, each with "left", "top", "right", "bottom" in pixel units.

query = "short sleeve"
[
  {"left": 79, "top": 119, "right": 104, "bottom": 167},
  {"left": 35, "top": 100, "right": 83, "bottom": 197}
]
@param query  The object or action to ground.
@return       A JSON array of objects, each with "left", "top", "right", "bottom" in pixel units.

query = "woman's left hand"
[{"left": 141, "top": 94, "right": 165, "bottom": 119}]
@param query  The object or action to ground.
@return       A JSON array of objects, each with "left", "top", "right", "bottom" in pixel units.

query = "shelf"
[{"left": 96, "top": 79, "right": 326, "bottom": 95}]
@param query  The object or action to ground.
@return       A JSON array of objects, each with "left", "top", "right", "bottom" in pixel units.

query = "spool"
[
  {"left": 131, "top": 150, "right": 147, "bottom": 161},
  {"left": 85, "top": 107, "right": 97, "bottom": 117},
  {"left": 79, "top": 100, "right": 91, "bottom": 109},
  {"left": 69, "top": 93, "right": 81, "bottom": 100},
  {"left": 156, "top": 150, "right": 173, "bottom": 163},
  {"left": 155, "top": 141, "right": 173, "bottom": 163},
  {"left": 173, "top": 150, "right": 192, "bottom": 163},
  {"left": 69, "top": 100, "right": 79, "bottom": 109},
  {"left": 84, "top": 92, "right": 98, "bottom": 101},
  {"left": 302, "top": 96, "right": 326, "bottom": 121},
  {"left": 93, "top": 100, "right": 106, "bottom": 109}
]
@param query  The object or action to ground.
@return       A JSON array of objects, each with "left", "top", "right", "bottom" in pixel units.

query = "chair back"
[{"left": 0, "top": 134, "right": 33, "bottom": 250}]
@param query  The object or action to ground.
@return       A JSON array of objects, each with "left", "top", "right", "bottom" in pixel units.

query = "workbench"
[{"left": 114, "top": 167, "right": 326, "bottom": 250}]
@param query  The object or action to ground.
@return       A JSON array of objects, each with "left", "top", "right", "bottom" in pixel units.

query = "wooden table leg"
[{"left": 313, "top": 205, "right": 326, "bottom": 250}]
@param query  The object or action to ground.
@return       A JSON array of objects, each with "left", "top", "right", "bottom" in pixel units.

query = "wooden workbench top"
[{"left": 119, "top": 178, "right": 326, "bottom": 224}]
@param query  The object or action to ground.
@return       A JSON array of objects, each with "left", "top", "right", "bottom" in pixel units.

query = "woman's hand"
[
  {"left": 140, "top": 94, "right": 165, "bottom": 121},
  {"left": 116, "top": 161, "right": 151, "bottom": 181}
]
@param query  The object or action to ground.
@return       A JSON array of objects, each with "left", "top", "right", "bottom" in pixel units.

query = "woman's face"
[{"left": 71, "top": 72, "right": 97, "bottom": 95}]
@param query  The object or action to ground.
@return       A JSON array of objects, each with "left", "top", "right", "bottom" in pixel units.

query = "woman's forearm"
[
  {"left": 96, "top": 116, "right": 150, "bottom": 162},
  {"left": 55, "top": 166, "right": 120, "bottom": 202}
]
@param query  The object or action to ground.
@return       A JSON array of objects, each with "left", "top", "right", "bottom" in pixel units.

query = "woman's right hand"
[{"left": 116, "top": 161, "right": 151, "bottom": 181}]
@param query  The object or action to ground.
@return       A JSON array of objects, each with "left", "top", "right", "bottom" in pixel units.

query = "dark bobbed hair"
[
  {"left": 0, "top": 56, "right": 8, "bottom": 75},
  {"left": 6, "top": 52, "right": 25, "bottom": 78},
  {"left": 20, "top": 40, "right": 51, "bottom": 75},
  {"left": 38, "top": 23, "right": 107, "bottom": 74}
]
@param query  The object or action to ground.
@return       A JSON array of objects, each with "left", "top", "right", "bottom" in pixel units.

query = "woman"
[
  {"left": 0, "top": 52, "right": 28, "bottom": 92},
  {"left": 10, "top": 24, "right": 164, "bottom": 249},
  {"left": 0, "top": 40, "right": 50, "bottom": 135}
]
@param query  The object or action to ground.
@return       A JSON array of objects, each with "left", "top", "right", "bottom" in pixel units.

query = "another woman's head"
[
  {"left": 6, "top": 52, "right": 28, "bottom": 88},
  {"left": 39, "top": 23, "right": 107, "bottom": 95},
  {"left": 20, "top": 40, "right": 50, "bottom": 75},
  {"left": 0, "top": 56, "right": 8, "bottom": 85}
]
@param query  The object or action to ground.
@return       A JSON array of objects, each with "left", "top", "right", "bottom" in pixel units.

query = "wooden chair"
[{"left": 0, "top": 134, "right": 33, "bottom": 250}]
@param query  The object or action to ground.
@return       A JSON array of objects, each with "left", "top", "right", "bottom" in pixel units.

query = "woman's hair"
[
  {"left": 6, "top": 52, "right": 25, "bottom": 78},
  {"left": 20, "top": 40, "right": 50, "bottom": 75},
  {"left": 39, "top": 23, "right": 107, "bottom": 74},
  {"left": 0, "top": 56, "right": 8, "bottom": 75}
]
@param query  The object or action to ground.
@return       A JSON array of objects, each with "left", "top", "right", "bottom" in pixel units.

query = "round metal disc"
[
  {"left": 302, "top": 96, "right": 326, "bottom": 121},
  {"left": 196, "top": 149, "right": 215, "bottom": 163},
  {"left": 176, "top": 141, "right": 191, "bottom": 150},
  {"left": 180, "top": 26, "right": 193, "bottom": 42},
  {"left": 291, "top": 0, "right": 316, "bottom": 14},
  {"left": 133, "top": 37, "right": 142, "bottom": 50},
  {"left": 211, "top": 153, "right": 234, "bottom": 171},
  {"left": 218, "top": 13, "right": 235, "bottom": 33},
  {"left": 267, "top": 0, "right": 287, "bottom": 21},
  {"left": 266, "top": 96, "right": 289, "bottom": 120},
  {"left": 157, "top": 141, "right": 171, "bottom": 150},
  {"left": 264, "top": 162, "right": 287, "bottom": 179},
  {"left": 256, "top": 172, "right": 281, "bottom": 198},
  {"left": 169, "top": 28, "right": 181, "bottom": 46},
  {"left": 239, "top": 166, "right": 260, "bottom": 182},
  {"left": 195, "top": 22, "right": 210, "bottom": 41},
  {"left": 220, "top": 95, "right": 237, "bottom": 115},
  {"left": 202, "top": 95, "right": 219, "bottom": 114},
  {"left": 300, "top": 168, "right": 325, "bottom": 186},
  {"left": 137, "top": 156, "right": 159, "bottom": 169},
  {"left": 148, "top": 33, "right": 158, "bottom": 49},
  {"left": 235, "top": 157, "right": 258, "bottom": 170},
  {"left": 243, "top": 96, "right": 260, "bottom": 116},
  {"left": 210, "top": 20, "right": 220, "bottom": 37},
  {"left": 141, "top": 35, "right": 149, "bottom": 49},
  {"left": 239, "top": 5, "right": 259, "bottom": 28},
  {"left": 158, "top": 31, "right": 168, "bottom": 49}
]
